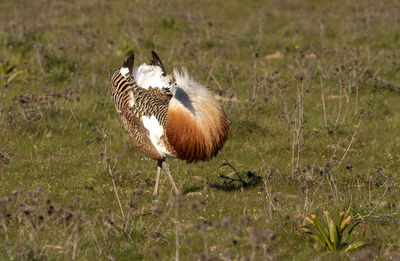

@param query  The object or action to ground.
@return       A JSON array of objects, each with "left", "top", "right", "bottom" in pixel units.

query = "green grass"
[{"left": 1, "top": 0, "right": 400, "bottom": 260}]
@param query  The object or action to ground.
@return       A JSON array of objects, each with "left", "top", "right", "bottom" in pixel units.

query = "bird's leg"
[
  {"left": 153, "top": 160, "right": 163, "bottom": 196},
  {"left": 161, "top": 161, "right": 180, "bottom": 195}
]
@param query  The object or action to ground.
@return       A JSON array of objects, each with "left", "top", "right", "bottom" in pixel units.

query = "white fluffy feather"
[
  {"left": 170, "top": 67, "right": 212, "bottom": 117},
  {"left": 132, "top": 64, "right": 171, "bottom": 90},
  {"left": 120, "top": 67, "right": 129, "bottom": 77},
  {"left": 173, "top": 67, "right": 208, "bottom": 98}
]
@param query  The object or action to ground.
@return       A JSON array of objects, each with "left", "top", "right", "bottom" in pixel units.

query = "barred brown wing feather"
[{"left": 111, "top": 70, "right": 173, "bottom": 159}]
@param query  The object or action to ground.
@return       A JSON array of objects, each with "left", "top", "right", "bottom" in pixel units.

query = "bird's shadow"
[
  {"left": 208, "top": 170, "right": 262, "bottom": 192},
  {"left": 182, "top": 185, "right": 204, "bottom": 194},
  {"left": 182, "top": 170, "right": 262, "bottom": 194}
]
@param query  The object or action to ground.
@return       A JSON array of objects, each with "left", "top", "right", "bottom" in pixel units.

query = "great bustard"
[{"left": 111, "top": 51, "right": 229, "bottom": 195}]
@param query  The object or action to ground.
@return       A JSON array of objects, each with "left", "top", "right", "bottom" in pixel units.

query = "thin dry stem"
[
  {"left": 337, "top": 116, "right": 362, "bottom": 169},
  {"left": 107, "top": 163, "right": 126, "bottom": 221},
  {"left": 320, "top": 78, "right": 328, "bottom": 130}
]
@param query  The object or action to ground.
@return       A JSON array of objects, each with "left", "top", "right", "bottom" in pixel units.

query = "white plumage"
[
  {"left": 132, "top": 64, "right": 172, "bottom": 90},
  {"left": 142, "top": 115, "right": 172, "bottom": 157},
  {"left": 119, "top": 67, "right": 129, "bottom": 77}
]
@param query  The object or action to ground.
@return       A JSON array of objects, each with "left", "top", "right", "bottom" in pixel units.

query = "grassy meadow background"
[{"left": 1, "top": 0, "right": 400, "bottom": 259}]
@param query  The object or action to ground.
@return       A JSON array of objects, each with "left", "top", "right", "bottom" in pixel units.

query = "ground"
[{"left": 1, "top": 0, "right": 400, "bottom": 260}]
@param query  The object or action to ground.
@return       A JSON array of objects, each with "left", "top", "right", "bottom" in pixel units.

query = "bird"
[{"left": 111, "top": 51, "right": 229, "bottom": 195}]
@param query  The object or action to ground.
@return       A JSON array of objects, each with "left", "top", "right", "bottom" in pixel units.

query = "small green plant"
[
  {"left": 114, "top": 41, "right": 135, "bottom": 58},
  {"left": 0, "top": 60, "right": 27, "bottom": 87},
  {"left": 299, "top": 208, "right": 366, "bottom": 252}
]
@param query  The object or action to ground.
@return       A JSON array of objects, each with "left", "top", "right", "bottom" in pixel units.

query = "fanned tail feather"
[{"left": 166, "top": 69, "right": 229, "bottom": 163}]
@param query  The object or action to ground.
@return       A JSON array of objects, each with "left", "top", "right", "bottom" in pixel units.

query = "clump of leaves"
[
  {"left": 114, "top": 41, "right": 135, "bottom": 58},
  {"left": 0, "top": 60, "right": 27, "bottom": 87},
  {"left": 299, "top": 208, "right": 366, "bottom": 252}
]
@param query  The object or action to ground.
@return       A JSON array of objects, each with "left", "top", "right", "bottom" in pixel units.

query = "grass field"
[{"left": 1, "top": 0, "right": 400, "bottom": 260}]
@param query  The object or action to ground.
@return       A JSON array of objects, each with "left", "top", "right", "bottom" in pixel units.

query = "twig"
[
  {"left": 142, "top": 204, "right": 174, "bottom": 252},
  {"left": 262, "top": 168, "right": 276, "bottom": 221},
  {"left": 219, "top": 160, "right": 247, "bottom": 185},
  {"left": 210, "top": 73, "right": 222, "bottom": 90},
  {"left": 69, "top": 108, "right": 79, "bottom": 126},
  {"left": 174, "top": 209, "right": 180, "bottom": 261},
  {"left": 320, "top": 77, "right": 328, "bottom": 130},
  {"left": 296, "top": 80, "right": 304, "bottom": 169},
  {"left": 218, "top": 173, "right": 247, "bottom": 186},
  {"left": 291, "top": 122, "right": 296, "bottom": 177},
  {"left": 72, "top": 226, "right": 78, "bottom": 260},
  {"left": 373, "top": 77, "right": 400, "bottom": 90},
  {"left": 252, "top": 54, "right": 258, "bottom": 99},
  {"left": 101, "top": 128, "right": 126, "bottom": 221},
  {"left": 206, "top": 62, "right": 215, "bottom": 85},
  {"left": 107, "top": 163, "right": 126, "bottom": 221},
  {"left": 364, "top": 186, "right": 390, "bottom": 217},
  {"left": 359, "top": 212, "right": 400, "bottom": 224},
  {"left": 336, "top": 116, "right": 362, "bottom": 169},
  {"left": 85, "top": 222, "right": 102, "bottom": 256},
  {"left": 229, "top": 65, "right": 236, "bottom": 90},
  {"left": 223, "top": 160, "right": 241, "bottom": 178},
  {"left": 335, "top": 73, "right": 343, "bottom": 129},
  {"left": 154, "top": 204, "right": 173, "bottom": 233}
]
